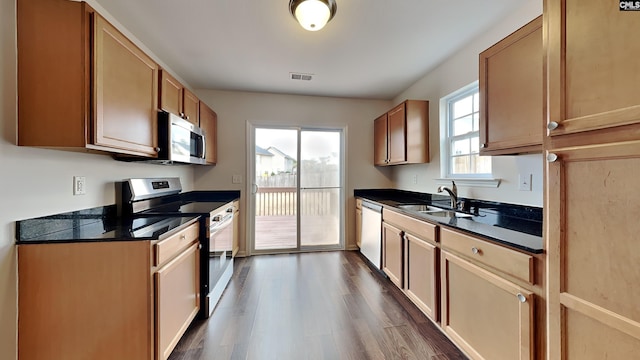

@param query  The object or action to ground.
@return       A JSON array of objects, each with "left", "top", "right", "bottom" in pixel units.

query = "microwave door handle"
[{"left": 201, "top": 133, "right": 206, "bottom": 159}]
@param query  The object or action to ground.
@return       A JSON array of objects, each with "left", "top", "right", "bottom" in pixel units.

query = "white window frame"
[{"left": 438, "top": 81, "right": 500, "bottom": 188}]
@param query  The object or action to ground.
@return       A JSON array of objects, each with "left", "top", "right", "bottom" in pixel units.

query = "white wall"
[
  {"left": 193, "top": 90, "right": 393, "bottom": 254},
  {"left": 0, "top": 1, "right": 194, "bottom": 358},
  {"left": 392, "top": 0, "right": 544, "bottom": 207}
]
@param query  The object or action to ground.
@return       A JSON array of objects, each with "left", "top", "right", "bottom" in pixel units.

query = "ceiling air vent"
[{"left": 290, "top": 72, "right": 313, "bottom": 81}]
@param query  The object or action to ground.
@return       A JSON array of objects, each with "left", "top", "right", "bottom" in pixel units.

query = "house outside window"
[{"left": 441, "top": 82, "right": 491, "bottom": 179}]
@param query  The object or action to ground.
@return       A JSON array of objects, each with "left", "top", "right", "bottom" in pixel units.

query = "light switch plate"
[
  {"left": 232, "top": 175, "right": 243, "bottom": 184},
  {"left": 73, "top": 176, "right": 86, "bottom": 195},
  {"left": 518, "top": 173, "right": 532, "bottom": 191}
]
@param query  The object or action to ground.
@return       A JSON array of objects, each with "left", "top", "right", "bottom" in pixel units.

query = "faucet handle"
[{"left": 451, "top": 180, "right": 457, "bottom": 196}]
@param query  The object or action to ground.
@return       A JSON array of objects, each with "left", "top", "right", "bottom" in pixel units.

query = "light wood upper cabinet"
[
  {"left": 374, "top": 113, "right": 389, "bottom": 165},
  {"left": 93, "top": 15, "right": 158, "bottom": 156},
  {"left": 17, "top": 0, "right": 158, "bottom": 157},
  {"left": 373, "top": 100, "right": 429, "bottom": 166},
  {"left": 387, "top": 104, "right": 407, "bottom": 163},
  {"left": 441, "top": 250, "right": 534, "bottom": 360},
  {"left": 159, "top": 70, "right": 199, "bottom": 126},
  {"left": 159, "top": 71, "right": 183, "bottom": 117},
  {"left": 183, "top": 89, "right": 200, "bottom": 125},
  {"left": 479, "top": 16, "right": 542, "bottom": 155},
  {"left": 199, "top": 102, "right": 218, "bottom": 165},
  {"left": 546, "top": 0, "right": 640, "bottom": 137}
]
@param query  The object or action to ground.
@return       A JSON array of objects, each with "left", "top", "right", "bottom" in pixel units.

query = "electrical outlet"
[
  {"left": 518, "top": 173, "right": 532, "bottom": 191},
  {"left": 73, "top": 176, "right": 86, "bottom": 195},
  {"left": 232, "top": 175, "right": 243, "bottom": 184},
  {"left": 412, "top": 174, "right": 418, "bottom": 184}
]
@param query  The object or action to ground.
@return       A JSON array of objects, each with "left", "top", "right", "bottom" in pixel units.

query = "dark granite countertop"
[
  {"left": 16, "top": 190, "right": 241, "bottom": 245},
  {"left": 355, "top": 189, "right": 543, "bottom": 254}
]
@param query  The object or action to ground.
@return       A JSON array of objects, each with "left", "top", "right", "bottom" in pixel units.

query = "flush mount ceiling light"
[{"left": 289, "top": 0, "right": 337, "bottom": 32}]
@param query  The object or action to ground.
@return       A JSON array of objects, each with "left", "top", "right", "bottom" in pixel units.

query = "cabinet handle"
[
  {"left": 516, "top": 293, "right": 527, "bottom": 303},
  {"left": 547, "top": 121, "right": 559, "bottom": 130},
  {"left": 480, "top": 143, "right": 486, "bottom": 148},
  {"left": 154, "top": 147, "right": 161, "bottom": 152},
  {"left": 186, "top": 115, "right": 190, "bottom": 120},
  {"left": 180, "top": 234, "right": 186, "bottom": 240},
  {"left": 471, "top": 247, "right": 480, "bottom": 255},
  {"left": 547, "top": 153, "right": 558, "bottom": 163}
]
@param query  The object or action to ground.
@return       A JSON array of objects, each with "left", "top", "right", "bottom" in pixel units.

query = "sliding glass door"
[
  {"left": 251, "top": 126, "right": 343, "bottom": 253},
  {"left": 299, "top": 130, "right": 341, "bottom": 247}
]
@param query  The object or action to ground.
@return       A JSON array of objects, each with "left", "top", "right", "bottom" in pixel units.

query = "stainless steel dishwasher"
[{"left": 360, "top": 201, "right": 382, "bottom": 269}]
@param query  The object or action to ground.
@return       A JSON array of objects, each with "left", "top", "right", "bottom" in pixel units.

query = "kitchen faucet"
[{"left": 437, "top": 181, "right": 458, "bottom": 209}]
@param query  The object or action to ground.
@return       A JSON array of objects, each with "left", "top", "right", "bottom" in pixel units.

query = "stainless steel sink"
[
  {"left": 397, "top": 204, "right": 444, "bottom": 212},
  {"left": 421, "top": 210, "right": 473, "bottom": 218},
  {"left": 397, "top": 204, "right": 473, "bottom": 218}
]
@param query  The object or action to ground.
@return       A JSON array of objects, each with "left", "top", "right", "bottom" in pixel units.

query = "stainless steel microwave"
[
  {"left": 115, "top": 111, "right": 206, "bottom": 165},
  {"left": 158, "top": 111, "right": 206, "bottom": 165}
]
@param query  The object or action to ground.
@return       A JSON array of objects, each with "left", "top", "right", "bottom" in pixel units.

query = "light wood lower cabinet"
[
  {"left": 546, "top": 141, "right": 640, "bottom": 359},
  {"left": 18, "top": 221, "right": 200, "bottom": 360},
  {"left": 382, "top": 221, "right": 403, "bottom": 288},
  {"left": 441, "top": 250, "right": 534, "bottom": 360},
  {"left": 405, "top": 232, "right": 438, "bottom": 321},
  {"left": 382, "top": 208, "right": 439, "bottom": 322},
  {"left": 18, "top": 241, "right": 153, "bottom": 360},
  {"left": 155, "top": 242, "right": 200, "bottom": 360}
]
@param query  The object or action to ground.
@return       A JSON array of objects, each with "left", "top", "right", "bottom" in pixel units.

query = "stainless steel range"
[{"left": 117, "top": 177, "right": 235, "bottom": 318}]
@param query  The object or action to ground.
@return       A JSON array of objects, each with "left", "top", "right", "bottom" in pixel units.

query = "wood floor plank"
[{"left": 168, "top": 251, "right": 466, "bottom": 360}]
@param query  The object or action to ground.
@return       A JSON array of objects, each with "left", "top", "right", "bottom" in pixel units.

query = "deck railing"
[{"left": 255, "top": 187, "right": 336, "bottom": 216}]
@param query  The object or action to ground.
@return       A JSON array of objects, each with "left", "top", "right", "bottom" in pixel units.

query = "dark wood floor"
[{"left": 168, "top": 251, "right": 467, "bottom": 360}]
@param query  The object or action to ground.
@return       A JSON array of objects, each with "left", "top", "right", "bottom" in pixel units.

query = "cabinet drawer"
[
  {"left": 154, "top": 222, "right": 199, "bottom": 267},
  {"left": 383, "top": 209, "right": 437, "bottom": 244},
  {"left": 440, "top": 227, "right": 533, "bottom": 284}
]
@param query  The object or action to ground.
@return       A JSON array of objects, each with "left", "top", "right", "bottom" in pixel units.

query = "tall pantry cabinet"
[{"left": 545, "top": 1, "right": 640, "bottom": 358}]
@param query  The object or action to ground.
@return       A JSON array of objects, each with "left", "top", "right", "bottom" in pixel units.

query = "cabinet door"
[
  {"left": 155, "top": 242, "right": 200, "bottom": 360},
  {"left": 547, "top": 0, "right": 640, "bottom": 136},
  {"left": 199, "top": 102, "right": 218, "bottom": 165},
  {"left": 373, "top": 113, "right": 389, "bottom": 165},
  {"left": 159, "top": 70, "right": 183, "bottom": 117},
  {"left": 405, "top": 233, "right": 438, "bottom": 321},
  {"left": 441, "top": 250, "right": 534, "bottom": 360},
  {"left": 18, "top": 241, "right": 152, "bottom": 360},
  {"left": 479, "top": 16, "right": 542, "bottom": 155},
  {"left": 382, "top": 222, "right": 403, "bottom": 288},
  {"left": 387, "top": 104, "right": 406, "bottom": 164},
  {"left": 546, "top": 141, "right": 640, "bottom": 359},
  {"left": 182, "top": 88, "right": 200, "bottom": 125},
  {"left": 93, "top": 15, "right": 158, "bottom": 156}
]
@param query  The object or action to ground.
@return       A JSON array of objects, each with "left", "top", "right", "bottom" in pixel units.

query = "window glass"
[{"left": 442, "top": 85, "right": 491, "bottom": 178}]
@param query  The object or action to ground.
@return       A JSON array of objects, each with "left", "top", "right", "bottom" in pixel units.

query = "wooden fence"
[{"left": 255, "top": 187, "right": 337, "bottom": 216}]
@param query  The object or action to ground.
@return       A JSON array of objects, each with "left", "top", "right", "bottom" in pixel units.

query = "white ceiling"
[{"left": 95, "top": 0, "right": 526, "bottom": 100}]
